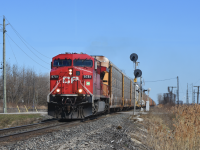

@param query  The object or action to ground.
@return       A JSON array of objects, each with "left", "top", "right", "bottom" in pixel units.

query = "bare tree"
[
  {"left": 0, "top": 62, "right": 49, "bottom": 109},
  {"left": 157, "top": 93, "right": 163, "bottom": 104}
]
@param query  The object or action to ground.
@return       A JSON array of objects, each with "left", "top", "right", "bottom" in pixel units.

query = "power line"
[
  {"left": 10, "top": 28, "right": 49, "bottom": 64},
  {"left": 7, "top": 37, "right": 18, "bottom": 64},
  {"left": 145, "top": 77, "right": 176, "bottom": 83},
  {"left": 6, "top": 33, "right": 49, "bottom": 70},
  {"left": 5, "top": 20, "right": 49, "bottom": 64},
  {"left": 5, "top": 17, "right": 51, "bottom": 59},
  {"left": 194, "top": 78, "right": 200, "bottom": 85}
]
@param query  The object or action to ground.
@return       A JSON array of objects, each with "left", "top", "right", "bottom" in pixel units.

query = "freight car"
[{"left": 47, "top": 53, "right": 155, "bottom": 119}]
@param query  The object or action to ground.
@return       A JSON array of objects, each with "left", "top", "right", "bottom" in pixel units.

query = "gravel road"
[{"left": 0, "top": 112, "right": 149, "bottom": 150}]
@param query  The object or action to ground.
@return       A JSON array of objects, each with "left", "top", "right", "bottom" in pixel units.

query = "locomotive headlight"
[
  {"left": 56, "top": 88, "right": 60, "bottom": 93},
  {"left": 68, "top": 69, "right": 73, "bottom": 75},
  {"left": 78, "top": 89, "right": 83, "bottom": 93}
]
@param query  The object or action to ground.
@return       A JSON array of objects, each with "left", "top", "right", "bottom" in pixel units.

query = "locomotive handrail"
[
  {"left": 47, "top": 79, "right": 62, "bottom": 102},
  {"left": 78, "top": 80, "right": 93, "bottom": 96},
  {"left": 47, "top": 78, "right": 93, "bottom": 103}
]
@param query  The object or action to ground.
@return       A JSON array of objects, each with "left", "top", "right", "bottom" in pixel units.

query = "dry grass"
[
  {"left": 0, "top": 114, "right": 43, "bottom": 128},
  {"left": 0, "top": 102, "right": 47, "bottom": 112},
  {"left": 141, "top": 104, "right": 200, "bottom": 150}
]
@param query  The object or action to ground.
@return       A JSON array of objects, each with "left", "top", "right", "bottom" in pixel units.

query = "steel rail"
[
  {"left": 0, "top": 119, "right": 60, "bottom": 139},
  {"left": 0, "top": 119, "right": 58, "bottom": 132},
  {"left": 0, "top": 121, "right": 79, "bottom": 142}
]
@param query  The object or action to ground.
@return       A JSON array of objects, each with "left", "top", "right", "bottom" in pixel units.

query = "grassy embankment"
[
  {"left": 0, "top": 114, "right": 44, "bottom": 129},
  {"left": 138, "top": 104, "right": 200, "bottom": 150}
]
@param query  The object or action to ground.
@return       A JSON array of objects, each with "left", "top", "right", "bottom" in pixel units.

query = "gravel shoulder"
[{"left": 0, "top": 111, "right": 150, "bottom": 150}]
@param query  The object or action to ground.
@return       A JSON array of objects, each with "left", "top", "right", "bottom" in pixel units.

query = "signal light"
[{"left": 68, "top": 69, "right": 73, "bottom": 75}]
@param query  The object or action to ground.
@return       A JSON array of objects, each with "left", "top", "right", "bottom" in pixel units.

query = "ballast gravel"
[{"left": 0, "top": 113, "right": 149, "bottom": 150}]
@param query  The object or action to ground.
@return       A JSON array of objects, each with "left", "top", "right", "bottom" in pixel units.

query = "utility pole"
[
  {"left": 3, "top": 16, "right": 7, "bottom": 113},
  {"left": 186, "top": 83, "right": 189, "bottom": 104},
  {"left": 194, "top": 86, "right": 200, "bottom": 104},
  {"left": 177, "top": 76, "right": 179, "bottom": 105},
  {"left": 194, "top": 89, "right": 195, "bottom": 104},
  {"left": 33, "top": 75, "right": 35, "bottom": 112},
  {"left": 192, "top": 83, "right": 194, "bottom": 104},
  {"left": 147, "top": 88, "right": 150, "bottom": 111}
]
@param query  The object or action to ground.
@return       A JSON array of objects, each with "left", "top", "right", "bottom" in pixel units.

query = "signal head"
[
  {"left": 134, "top": 69, "right": 142, "bottom": 78},
  {"left": 130, "top": 53, "right": 138, "bottom": 62}
]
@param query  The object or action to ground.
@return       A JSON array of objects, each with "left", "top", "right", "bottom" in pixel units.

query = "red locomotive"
[{"left": 47, "top": 52, "right": 155, "bottom": 119}]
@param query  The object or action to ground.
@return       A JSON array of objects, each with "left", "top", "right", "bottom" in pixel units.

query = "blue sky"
[{"left": 1, "top": 0, "right": 200, "bottom": 104}]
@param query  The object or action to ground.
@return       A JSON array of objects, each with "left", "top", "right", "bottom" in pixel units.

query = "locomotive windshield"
[
  {"left": 53, "top": 59, "right": 72, "bottom": 67},
  {"left": 73, "top": 59, "right": 93, "bottom": 67}
]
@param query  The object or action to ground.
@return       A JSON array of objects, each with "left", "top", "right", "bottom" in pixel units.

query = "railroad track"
[
  {"left": 0, "top": 109, "right": 138, "bottom": 145},
  {"left": 0, "top": 119, "right": 58, "bottom": 137},
  {"left": 0, "top": 119, "right": 80, "bottom": 144},
  {"left": 0, "top": 113, "right": 116, "bottom": 145}
]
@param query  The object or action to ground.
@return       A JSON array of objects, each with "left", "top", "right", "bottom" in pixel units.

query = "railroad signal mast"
[{"left": 130, "top": 53, "right": 143, "bottom": 115}]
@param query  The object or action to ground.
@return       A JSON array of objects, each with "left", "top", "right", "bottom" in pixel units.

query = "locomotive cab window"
[
  {"left": 53, "top": 59, "right": 72, "bottom": 67},
  {"left": 73, "top": 59, "right": 93, "bottom": 67}
]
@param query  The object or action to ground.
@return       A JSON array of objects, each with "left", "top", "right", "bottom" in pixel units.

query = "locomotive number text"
[{"left": 83, "top": 75, "right": 92, "bottom": 79}]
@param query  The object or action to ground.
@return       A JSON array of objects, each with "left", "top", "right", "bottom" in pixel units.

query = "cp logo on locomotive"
[{"left": 63, "top": 76, "right": 79, "bottom": 84}]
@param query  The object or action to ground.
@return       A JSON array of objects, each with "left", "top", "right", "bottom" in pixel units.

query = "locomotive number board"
[
  {"left": 51, "top": 75, "right": 59, "bottom": 79},
  {"left": 83, "top": 75, "right": 92, "bottom": 79}
]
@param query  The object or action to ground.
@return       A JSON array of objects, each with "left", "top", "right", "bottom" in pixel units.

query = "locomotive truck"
[{"left": 47, "top": 53, "right": 155, "bottom": 119}]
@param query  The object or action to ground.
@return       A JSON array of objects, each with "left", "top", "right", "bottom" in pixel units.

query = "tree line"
[
  {"left": 0, "top": 63, "right": 49, "bottom": 107},
  {"left": 157, "top": 92, "right": 176, "bottom": 105}
]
